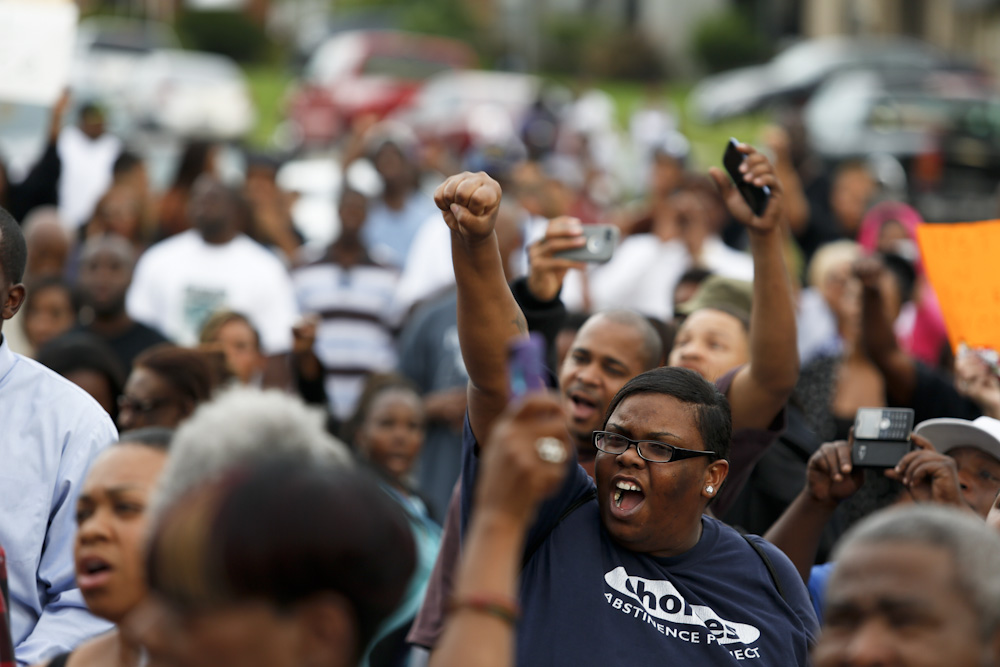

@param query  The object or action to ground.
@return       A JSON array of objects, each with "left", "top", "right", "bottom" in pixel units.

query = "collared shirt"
[{"left": 0, "top": 335, "right": 117, "bottom": 665}]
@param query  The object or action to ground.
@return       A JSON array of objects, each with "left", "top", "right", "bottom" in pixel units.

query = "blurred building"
[{"left": 804, "top": 0, "right": 1000, "bottom": 73}]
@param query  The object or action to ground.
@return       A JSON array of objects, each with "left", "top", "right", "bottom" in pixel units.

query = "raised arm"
[
  {"left": 432, "top": 394, "right": 569, "bottom": 667},
  {"left": 764, "top": 440, "right": 862, "bottom": 583},
  {"left": 853, "top": 256, "right": 917, "bottom": 406},
  {"left": 711, "top": 144, "right": 799, "bottom": 430},
  {"left": 434, "top": 172, "right": 527, "bottom": 444}
]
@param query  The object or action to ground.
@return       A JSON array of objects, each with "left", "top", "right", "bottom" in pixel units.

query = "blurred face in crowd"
[
  {"left": 668, "top": 309, "right": 749, "bottom": 383},
  {"left": 814, "top": 540, "right": 995, "bottom": 667},
  {"left": 80, "top": 109, "right": 106, "bottom": 140},
  {"left": 830, "top": 166, "right": 876, "bottom": 236},
  {"left": 23, "top": 283, "right": 75, "bottom": 349},
  {"left": 24, "top": 212, "right": 69, "bottom": 279},
  {"left": 947, "top": 446, "right": 1000, "bottom": 518},
  {"left": 189, "top": 176, "right": 237, "bottom": 243},
  {"left": 356, "top": 387, "right": 426, "bottom": 483},
  {"left": 338, "top": 189, "right": 368, "bottom": 238},
  {"left": 595, "top": 393, "right": 725, "bottom": 556},
  {"left": 92, "top": 187, "right": 142, "bottom": 242},
  {"left": 559, "top": 315, "right": 649, "bottom": 450},
  {"left": 78, "top": 238, "right": 134, "bottom": 318},
  {"left": 373, "top": 142, "right": 411, "bottom": 191},
  {"left": 118, "top": 367, "right": 187, "bottom": 431},
  {"left": 212, "top": 318, "right": 264, "bottom": 385},
  {"left": 650, "top": 153, "right": 684, "bottom": 200},
  {"left": 819, "top": 260, "right": 861, "bottom": 335},
  {"left": 75, "top": 444, "right": 167, "bottom": 624},
  {"left": 133, "top": 597, "right": 344, "bottom": 667}
]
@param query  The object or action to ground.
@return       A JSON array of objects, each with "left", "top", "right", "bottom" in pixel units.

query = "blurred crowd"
[{"left": 3, "top": 51, "right": 1000, "bottom": 667}]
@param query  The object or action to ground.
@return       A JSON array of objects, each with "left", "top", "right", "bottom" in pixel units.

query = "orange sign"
[{"left": 917, "top": 220, "right": 1000, "bottom": 352}]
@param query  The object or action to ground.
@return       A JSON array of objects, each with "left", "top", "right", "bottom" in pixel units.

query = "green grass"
[
  {"left": 242, "top": 63, "right": 770, "bottom": 165},
  {"left": 244, "top": 63, "right": 293, "bottom": 148}
]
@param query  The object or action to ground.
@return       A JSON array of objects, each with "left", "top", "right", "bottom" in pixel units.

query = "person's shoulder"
[
  {"left": 138, "top": 230, "right": 199, "bottom": 262},
  {"left": 7, "top": 354, "right": 115, "bottom": 427}
]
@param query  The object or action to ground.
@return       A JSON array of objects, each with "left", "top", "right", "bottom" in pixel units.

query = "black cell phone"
[
  {"left": 723, "top": 138, "right": 771, "bottom": 217},
  {"left": 507, "top": 333, "right": 547, "bottom": 400},
  {"left": 851, "top": 407, "right": 915, "bottom": 468},
  {"left": 551, "top": 224, "right": 619, "bottom": 263}
]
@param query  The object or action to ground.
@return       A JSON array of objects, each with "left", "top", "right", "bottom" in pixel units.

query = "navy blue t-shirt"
[{"left": 460, "top": 421, "right": 818, "bottom": 666}]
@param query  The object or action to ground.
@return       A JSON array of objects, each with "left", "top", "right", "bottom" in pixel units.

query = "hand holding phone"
[
  {"left": 851, "top": 407, "right": 915, "bottom": 468},
  {"left": 723, "top": 138, "right": 771, "bottom": 217},
  {"left": 551, "top": 224, "right": 619, "bottom": 264}
]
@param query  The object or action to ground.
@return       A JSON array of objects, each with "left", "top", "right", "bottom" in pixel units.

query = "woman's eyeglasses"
[{"left": 592, "top": 431, "right": 718, "bottom": 464}]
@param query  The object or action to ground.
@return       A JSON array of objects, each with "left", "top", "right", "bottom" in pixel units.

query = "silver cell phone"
[
  {"left": 851, "top": 407, "right": 914, "bottom": 468},
  {"left": 552, "top": 224, "right": 619, "bottom": 263}
]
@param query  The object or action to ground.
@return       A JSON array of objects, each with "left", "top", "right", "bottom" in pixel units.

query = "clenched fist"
[{"left": 434, "top": 171, "right": 503, "bottom": 245}]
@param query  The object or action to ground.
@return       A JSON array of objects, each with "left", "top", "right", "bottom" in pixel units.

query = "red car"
[{"left": 285, "top": 30, "right": 477, "bottom": 148}]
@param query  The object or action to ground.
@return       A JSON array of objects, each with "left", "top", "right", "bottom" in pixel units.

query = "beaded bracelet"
[{"left": 448, "top": 593, "right": 521, "bottom": 625}]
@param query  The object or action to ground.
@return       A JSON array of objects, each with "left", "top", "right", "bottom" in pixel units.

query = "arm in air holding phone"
[{"left": 710, "top": 142, "right": 799, "bottom": 431}]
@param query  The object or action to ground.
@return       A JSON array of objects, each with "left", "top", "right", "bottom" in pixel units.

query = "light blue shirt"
[
  {"left": 0, "top": 335, "right": 117, "bottom": 665},
  {"left": 361, "top": 193, "right": 439, "bottom": 268}
]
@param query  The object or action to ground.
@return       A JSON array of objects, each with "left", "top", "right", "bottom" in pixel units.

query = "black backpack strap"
[
  {"left": 521, "top": 489, "right": 597, "bottom": 569},
  {"left": 742, "top": 534, "right": 788, "bottom": 604}
]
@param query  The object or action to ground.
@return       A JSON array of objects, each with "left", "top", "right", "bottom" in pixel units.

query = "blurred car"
[
  {"left": 71, "top": 17, "right": 180, "bottom": 104},
  {"left": 805, "top": 68, "right": 1000, "bottom": 218},
  {"left": 389, "top": 69, "right": 549, "bottom": 152},
  {"left": 690, "top": 36, "right": 986, "bottom": 123},
  {"left": 284, "top": 30, "right": 477, "bottom": 148},
  {"left": 126, "top": 50, "right": 255, "bottom": 140}
]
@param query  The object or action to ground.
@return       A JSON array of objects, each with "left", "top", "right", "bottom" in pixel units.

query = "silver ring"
[{"left": 535, "top": 437, "right": 567, "bottom": 464}]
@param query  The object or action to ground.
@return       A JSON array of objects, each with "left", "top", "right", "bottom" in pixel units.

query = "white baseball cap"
[{"left": 913, "top": 416, "right": 1000, "bottom": 463}]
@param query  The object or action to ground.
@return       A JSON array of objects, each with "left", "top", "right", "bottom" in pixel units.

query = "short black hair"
[
  {"left": 603, "top": 366, "right": 732, "bottom": 460},
  {"left": 147, "top": 458, "right": 415, "bottom": 660},
  {"left": 0, "top": 206, "right": 27, "bottom": 285},
  {"left": 594, "top": 310, "right": 664, "bottom": 371}
]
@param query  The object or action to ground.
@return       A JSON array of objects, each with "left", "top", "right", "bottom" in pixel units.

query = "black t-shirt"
[
  {"left": 76, "top": 321, "right": 169, "bottom": 373},
  {"left": 906, "top": 361, "right": 981, "bottom": 424}
]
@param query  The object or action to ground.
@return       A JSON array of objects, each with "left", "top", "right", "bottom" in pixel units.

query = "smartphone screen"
[
  {"left": 508, "top": 333, "right": 547, "bottom": 399},
  {"left": 723, "top": 138, "right": 771, "bottom": 217}
]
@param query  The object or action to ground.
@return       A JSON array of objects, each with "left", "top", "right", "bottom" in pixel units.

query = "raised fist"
[{"left": 434, "top": 171, "right": 503, "bottom": 245}]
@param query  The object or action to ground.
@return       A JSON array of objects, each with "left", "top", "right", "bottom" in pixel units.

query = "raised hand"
[
  {"left": 852, "top": 254, "right": 886, "bottom": 292},
  {"left": 477, "top": 393, "right": 571, "bottom": 525},
  {"left": 955, "top": 349, "right": 1000, "bottom": 418},
  {"left": 884, "top": 433, "right": 968, "bottom": 509},
  {"left": 434, "top": 172, "right": 503, "bottom": 245},
  {"left": 805, "top": 440, "right": 864, "bottom": 508},
  {"left": 526, "top": 217, "right": 587, "bottom": 302},
  {"left": 708, "top": 143, "right": 784, "bottom": 235}
]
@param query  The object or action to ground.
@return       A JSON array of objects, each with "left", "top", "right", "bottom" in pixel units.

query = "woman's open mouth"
[
  {"left": 610, "top": 480, "right": 645, "bottom": 518},
  {"left": 76, "top": 556, "right": 114, "bottom": 591}
]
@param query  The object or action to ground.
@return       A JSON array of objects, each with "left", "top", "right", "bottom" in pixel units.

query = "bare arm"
[
  {"left": 854, "top": 256, "right": 917, "bottom": 406},
  {"left": 712, "top": 145, "right": 799, "bottom": 430},
  {"left": 432, "top": 395, "right": 570, "bottom": 667},
  {"left": 434, "top": 172, "right": 527, "bottom": 444},
  {"left": 764, "top": 440, "right": 862, "bottom": 583}
]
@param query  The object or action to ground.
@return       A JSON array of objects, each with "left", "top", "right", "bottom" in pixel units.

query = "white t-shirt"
[
  {"left": 561, "top": 234, "right": 755, "bottom": 321},
  {"left": 57, "top": 126, "right": 121, "bottom": 230},
  {"left": 126, "top": 231, "right": 299, "bottom": 354}
]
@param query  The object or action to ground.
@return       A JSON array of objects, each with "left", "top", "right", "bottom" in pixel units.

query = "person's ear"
[
  {"left": 702, "top": 458, "right": 729, "bottom": 501},
  {"left": 295, "top": 593, "right": 358, "bottom": 667},
  {"left": 2, "top": 284, "right": 25, "bottom": 321}
]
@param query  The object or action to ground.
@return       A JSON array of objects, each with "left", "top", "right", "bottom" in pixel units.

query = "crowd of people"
[{"left": 2, "top": 74, "right": 1000, "bottom": 667}]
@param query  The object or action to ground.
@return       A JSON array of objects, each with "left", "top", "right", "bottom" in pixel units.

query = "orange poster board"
[{"left": 916, "top": 220, "right": 1000, "bottom": 352}]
